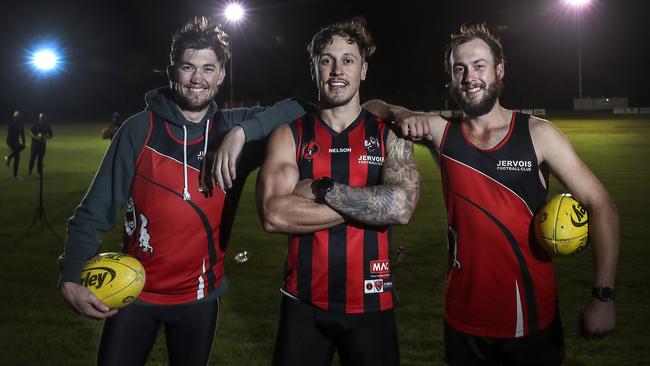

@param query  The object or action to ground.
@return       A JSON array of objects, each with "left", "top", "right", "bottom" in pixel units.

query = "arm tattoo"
[{"left": 325, "top": 131, "right": 420, "bottom": 225}]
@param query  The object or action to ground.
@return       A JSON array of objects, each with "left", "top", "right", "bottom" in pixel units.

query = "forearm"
[
  {"left": 231, "top": 99, "right": 306, "bottom": 142},
  {"left": 588, "top": 197, "right": 619, "bottom": 287},
  {"left": 324, "top": 181, "right": 419, "bottom": 226},
  {"left": 363, "top": 99, "right": 404, "bottom": 121},
  {"left": 262, "top": 194, "right": 344, "bottom": 234}
]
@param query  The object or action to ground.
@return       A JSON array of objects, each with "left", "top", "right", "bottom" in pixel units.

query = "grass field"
[{"left": 0, "top": 115, "right": 648, "bottom": 365}]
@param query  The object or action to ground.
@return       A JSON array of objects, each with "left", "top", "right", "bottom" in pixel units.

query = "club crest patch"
[{"left": 302, "top": 141, "right": 321, "bottom": 160}]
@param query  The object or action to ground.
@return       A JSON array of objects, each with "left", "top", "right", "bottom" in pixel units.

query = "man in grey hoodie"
[{"left": 58, "top": 16, "right": 307, "bottom": 366}]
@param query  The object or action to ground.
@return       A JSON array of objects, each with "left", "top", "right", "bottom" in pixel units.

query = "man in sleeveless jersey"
[
  {"left": 365, "top": 24, "right": 619, "bottom": 365},
  {"left": 258, "top": 18, "right": 420, "bottom": 366},
  {"left": 58, "top": 17, "right": 307, "bottom": 366}
]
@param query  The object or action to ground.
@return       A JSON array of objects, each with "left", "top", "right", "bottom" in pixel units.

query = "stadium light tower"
[
  {"left": 565, "top": 0, "right": 592, "bottom": 99},
  {"left": 223, "top": 2, "right": 246, "bottom": 107}
]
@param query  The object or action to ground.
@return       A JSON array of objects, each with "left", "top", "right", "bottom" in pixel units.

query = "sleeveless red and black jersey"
[
  {"left": 122, "top": 112, "right": 233, "bottom": 305},
  {"left": 284, "top": 110, "right": 395, "bottom": 314},
  {"left": 440, "top": 112, "right": 556, "bottom": 338}
]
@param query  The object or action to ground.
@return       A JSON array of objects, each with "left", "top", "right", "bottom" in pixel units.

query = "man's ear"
[
  {"left": 361, "top": 61, "right": 368, "bottom": 81},
  {"left": 496, "top": 63, "right": 504, "bottom": 80},
  {"left": 166, "top": 65, "right": 175, "bottom": 82},
  {"left": 310, "top": 58, "right": 318, "bottom": 82},
  {"left": 217, "top": 65, "right": 226, "bottom": 86}
]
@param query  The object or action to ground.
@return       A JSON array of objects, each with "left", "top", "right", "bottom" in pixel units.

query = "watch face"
[
  {"left": 599, "top": 287, "right": 613, "bottom": 300},
  {"left": 594, "top": 286, "right": 615, "bottom": 301}
]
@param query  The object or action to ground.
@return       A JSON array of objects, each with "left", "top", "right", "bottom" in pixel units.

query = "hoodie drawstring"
[
  {"left": 182, "top": 119, "right": 211, "bottom": 201},
  {"left": 203, "top": 118, "right": 211, "bottom": 158},
  {"left": 182, "top": 126, "right": 191, "bottom": 201}
]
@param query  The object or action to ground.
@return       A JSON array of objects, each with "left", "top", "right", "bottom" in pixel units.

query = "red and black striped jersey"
[
  {"left": 123, "top": 112, "right": 234, "bottom": 305},
  {"left": 284, "top": 110, "right": 395, "bottom": 314},
  {"left": 440, "top": 111, "right": 556, "bottom": 338}
]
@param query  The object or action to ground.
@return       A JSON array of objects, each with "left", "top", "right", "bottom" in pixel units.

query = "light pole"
[
  {"left": 224, "top": 2, "right": 245, "bottom": 108},
  {"left": 565, "top": 0, "right": 592, "bottom": 100}
]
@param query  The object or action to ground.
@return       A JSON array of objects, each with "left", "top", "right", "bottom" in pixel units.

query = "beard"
[
  {"left": 320, "top": 90, "right": 356, "bottom": 108},
  {"left": 171, "top": 82, "right": 218, "bottom": 112},
  {"left": 450, "top": 78, "right": 503, "bottom": 117}
]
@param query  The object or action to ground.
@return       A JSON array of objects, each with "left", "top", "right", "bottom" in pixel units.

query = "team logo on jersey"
[
  {"left": 357, "top": 155, "right": 385, "bottom": 166},
  {"left": 496, "top": 160, "right": 533, "bottom": 172},
  {"left": 197, "top": 150, "right": 206, "bottom": 161},
  {"left": 370, "top": 259, "right": 390, "bottom": 278},
  {"left": 302, "top": 141, "right": 320, "bottom": 160},
  {"left": 364, "top": 279, "right": 385, "bottom": 294},
  {"left": 124, "top": 197, "right": 154, "bottom": 260},
  {"left": 364, "top": 136, "right": 380, "bottom": 152}
]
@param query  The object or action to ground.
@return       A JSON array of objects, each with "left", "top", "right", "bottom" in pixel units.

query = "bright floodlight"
[
  {"left": 32, "top": 49, "right": 59, "bottom": 71},
  {"left": 566, "top": 0, "right": 591, "bottom": 7},
  {"left": 225, "top": 2, "right": 245, "bottom": 22}
]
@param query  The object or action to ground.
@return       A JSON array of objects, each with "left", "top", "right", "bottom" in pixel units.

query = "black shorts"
[
  {"left": 444, "top": 314, "right": 565, "bottom": 366},
  {"left": 97, "top": 298, "right": 220, "bottom": 366},
  {"left": 272, "top": 294, "right": 399, "bottom": 366}
]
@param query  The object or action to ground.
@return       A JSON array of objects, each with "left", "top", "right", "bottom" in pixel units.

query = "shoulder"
[
  {"left": 120, "top": 111, "right": 152, "bottom": 132},
  {"left": 528, "top": 115, "right": 564, "bottom": 139}
]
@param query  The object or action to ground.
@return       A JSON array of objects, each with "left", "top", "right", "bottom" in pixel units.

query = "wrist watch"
[
  {"left": 592, "top": 285, "right": 615, "bottom": 302},
  {"left": 313, "top": 176, "right": 334, "bottom": 204}
]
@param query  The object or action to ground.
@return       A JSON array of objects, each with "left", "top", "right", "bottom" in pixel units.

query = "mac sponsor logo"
[{"left": 370, "top": 260, "right": 390, "bottom": 275}]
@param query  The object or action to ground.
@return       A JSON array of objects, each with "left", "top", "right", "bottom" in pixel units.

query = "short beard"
[
  {"left": 319, "top": 91, "right": 355, "bottom": 108},
  {"left": 450, "top": 79, "right": 503, "bottom": 118},
  {"left": 171, "top": 84, "right": 217, "bottom": 113},
  {"left": 175, "top": 94, "right": 213, "bottom": 112}
]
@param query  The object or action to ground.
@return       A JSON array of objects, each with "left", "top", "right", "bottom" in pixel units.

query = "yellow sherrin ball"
[
  {"left": 81, "top": 252, "right": 146, "bottom": 308},
  {"left": 534, "top": 193, "right": 589, "bottom": 256}
]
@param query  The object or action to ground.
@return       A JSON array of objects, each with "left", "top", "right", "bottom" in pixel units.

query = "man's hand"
[
  {"left": 60, "top": 282, "right": 118, "bottom": 319},
  {"left": 200, "top": 126, "right": 245, "bottom": 194},
  {"left": 293, "top": 179, "right": 315, "bottom": 200},
  {"left": 390, "top": 111, "right": 433, "bottom": 141},
  {"left": 579, "top": 299, "right": 616, "bottom": 337}
]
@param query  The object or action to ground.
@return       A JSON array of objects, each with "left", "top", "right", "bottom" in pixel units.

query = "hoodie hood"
[{"left": 145, "top": 86, "right": 218, "bottom": 128}]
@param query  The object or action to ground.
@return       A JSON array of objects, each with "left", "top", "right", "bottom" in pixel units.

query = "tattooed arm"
[
  {"left": 323, "top": 130, "right": 420, "bottom": 226},
  {"left": 257, "top": 125, "right": 345, "bottom": 234}
]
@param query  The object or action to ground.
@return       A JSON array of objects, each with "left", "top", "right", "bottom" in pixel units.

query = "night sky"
[{"left": 2, "top": 0, "right": 649, "bottom": 122}]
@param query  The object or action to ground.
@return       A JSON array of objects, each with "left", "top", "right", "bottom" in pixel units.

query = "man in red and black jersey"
[
  {"left": 58, "top": 17, "right": 307, "bottom": 366},
  {"left": 366, "top": 24, "right": 619, "bottom": 365},
  {"left": 258, "top": 18, "right": 420, "bottom": 366}
]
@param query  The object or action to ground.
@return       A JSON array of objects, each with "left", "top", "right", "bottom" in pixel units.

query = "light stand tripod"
[{"left": 19, "top": 167, "right": 62, "bottom": 242}]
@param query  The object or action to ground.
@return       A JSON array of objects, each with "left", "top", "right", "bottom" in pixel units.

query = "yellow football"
[
  {"left": 534, "top": 193, "right": 589, "bottom": 256},
  {"left": 81, "top": 252, "right": 145, "bottom": 308}
]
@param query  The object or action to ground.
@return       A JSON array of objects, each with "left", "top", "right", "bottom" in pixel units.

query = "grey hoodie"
[{"left": 60, "top": 87, "right": 306, "bottom": 287}]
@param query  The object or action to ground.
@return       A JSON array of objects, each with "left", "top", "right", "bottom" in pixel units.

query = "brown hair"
[
  {"left": 170, "top": 16, "right": 231, "bottom": 66},
  {"left": 307, "top": 17, "right": 376, "bottom": 61},
  {"left": 444, "top": 23, "right": 505, "bottom": 74}
]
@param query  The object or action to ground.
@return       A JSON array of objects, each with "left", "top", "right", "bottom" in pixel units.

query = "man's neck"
[
  {"left": 463, "top": 102, "right": 511, "bottom": 131},
  {"left": 179, "top": 107, "right": 209, "bottom": 124},
  {"left": 319, "top": 99, "right": 362, "bottom": 133}
]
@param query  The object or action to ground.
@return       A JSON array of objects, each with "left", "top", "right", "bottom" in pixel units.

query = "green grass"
[{"left": 0, "top": 115, "right": 648, "bottom": 365}]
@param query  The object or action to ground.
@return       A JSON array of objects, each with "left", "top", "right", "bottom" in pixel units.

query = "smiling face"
[
  {"left": 169, "top": 48, "right": 225, "bottom": 114},
  {"left": 313, "top": 35, "right": 368, "bottom": 108},
  {"left": 449, "top": 38, "right": 504, "bottom": 117}
]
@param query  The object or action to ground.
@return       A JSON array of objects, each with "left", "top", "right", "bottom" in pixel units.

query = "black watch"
[
  {"left": 592, "top": 286, "right": 615, "bottom": 302},
  {"left": 313, "top": 176, "right": 334, "bottom": 204}
]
